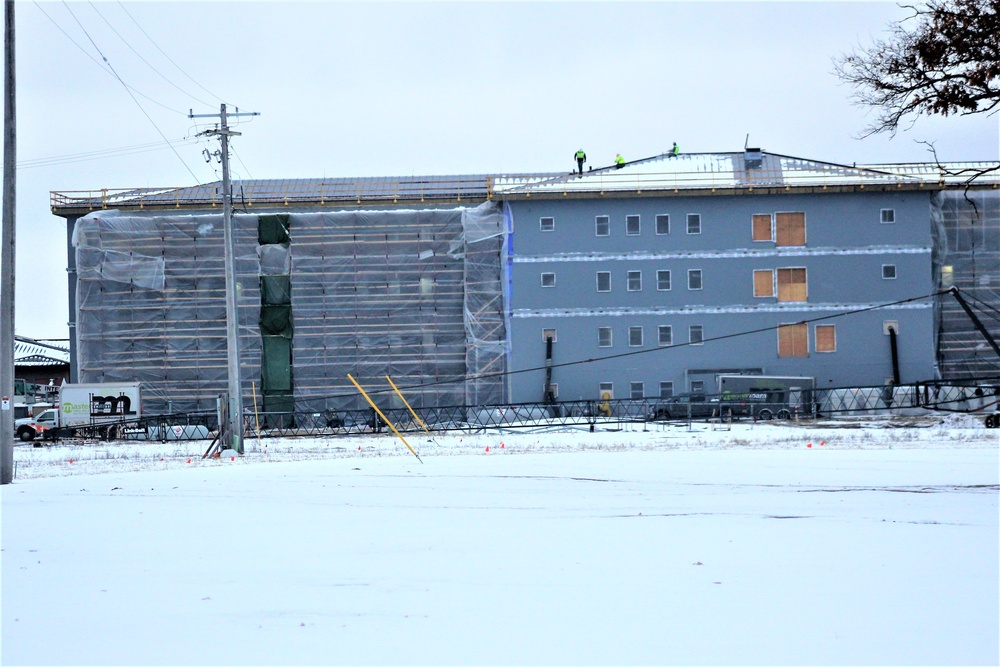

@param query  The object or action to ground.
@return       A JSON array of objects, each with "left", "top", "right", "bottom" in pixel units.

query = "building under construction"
[{"left": 50, "top": 150, "right": 1000, "bottom": 418}]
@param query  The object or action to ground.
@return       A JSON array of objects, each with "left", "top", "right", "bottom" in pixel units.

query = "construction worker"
[
  {"left": 615, "top": 153, "right": 625, "bottom": 168},
  {"left": 670, "top": 142, "right": 680, "bottom": 158},
  {"left": 574, "top": 149, "right": 587, "bottom": 175}
]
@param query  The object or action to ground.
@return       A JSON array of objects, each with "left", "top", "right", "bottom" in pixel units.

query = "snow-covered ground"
[{"left": 3, "top": 416, "right": 998, "bottom": 665}]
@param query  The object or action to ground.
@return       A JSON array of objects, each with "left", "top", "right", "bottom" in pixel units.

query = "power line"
[
  {"left": 60, "top": 1, "right": 201, "bottom": 183},
  {"left": 116, "top": 1, "right": 225, "bottom": 105},
  {"left": 33, "top": 2, "right": 186, "bottom": 116},
  {"left": 312, "top": 290, "right": 946, "bottom": 401},
  {"left": 17, "top": 137, "right": 197, "bottom": 169},
  {"left": 87, "top": 1, "right": 213, "bottom": 108}
]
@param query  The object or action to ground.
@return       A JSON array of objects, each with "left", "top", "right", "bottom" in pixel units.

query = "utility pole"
[
  {"left": 190, "top": 104, "right": 258, "bottom": 454},
  {"left": 1, "top": 0, "right": 16, "bottom": 484}
]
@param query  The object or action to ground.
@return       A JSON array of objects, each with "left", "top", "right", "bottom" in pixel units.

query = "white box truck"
[{"left": 14, "top": 382, "right": 142, "bottom": 441}]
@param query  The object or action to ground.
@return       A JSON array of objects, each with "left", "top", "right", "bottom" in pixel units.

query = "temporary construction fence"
[
  {"left": 72, "top": 201, "right": 508, "bottom": 419},
  {"left": 26, "top": 381, "right": 998, "bottom": 444}
]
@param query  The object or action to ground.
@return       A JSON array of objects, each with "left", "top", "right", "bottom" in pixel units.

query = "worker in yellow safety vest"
[
  {"left": 614, "top": 153, "right": 625, "bottom": 168},
  {"left": 670, "top": 142, "right": 680, "bottom": 158},
  {"left": 574, "top": 149, "right": 587, "bottom": 175}
]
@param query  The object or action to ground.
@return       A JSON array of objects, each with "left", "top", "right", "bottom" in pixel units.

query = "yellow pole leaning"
[
  {"left": 385, "top": 375, "right": 430, "bottom": 434},
  {"left": 251, "top": 380, "right": 261, "bottom": 451},
  {"left": 347, "top": 374, "right": 423, "bottom": 463}
]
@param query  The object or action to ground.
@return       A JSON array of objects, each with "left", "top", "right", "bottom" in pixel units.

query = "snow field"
[{"left": 2, "top": 420, "right": 998, "bottom": 665}]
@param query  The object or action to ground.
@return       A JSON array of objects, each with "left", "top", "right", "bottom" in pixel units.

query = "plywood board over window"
[
  {"left": 753, "top": 269, "right": 774, "bottom": 297},
  {"left": 777, "top": 268, "right": 807, "bottom": 302},
  {"left": 778, "top": 323, "right": 808, "bottom": 357},
  {"left": 815, "top": 325, "right": 836, "bottom": 352},
  {"left": 775, "top": 212, "right": 806, "bottom": 246},
  {"left": 752, "top": 214, "right": 773, "bottom": 242}
]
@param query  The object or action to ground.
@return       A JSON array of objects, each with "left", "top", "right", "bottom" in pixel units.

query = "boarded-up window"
[
  {"left": 752, "top": 214, "right": 773, "bottom": 242},
  {"left": 815, "top": 325, "right": 836, "bottom": 353},
  {"left": 777, "top": 268, "right": 807, "bottom": 302},
  {"left": 775, "top": 212, "right": 805, "bottom": 246},
  {"left": 753, "top": 269, "right": 774, "bottom": 297},
  {"left": 778, "top": 323, "right": 808, "bottom": 357}
]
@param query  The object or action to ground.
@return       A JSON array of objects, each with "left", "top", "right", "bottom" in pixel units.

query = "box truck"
[
  {"left": 717, "top": 375, "right": 815, "bottom": 420},
  {"left": 14, "top": 382, "right": 142, "bottom": 441}
]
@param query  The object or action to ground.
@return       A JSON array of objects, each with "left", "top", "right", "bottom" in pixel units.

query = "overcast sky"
[{"left": 7, "top": 1, "right": 999, "bottom": 339}]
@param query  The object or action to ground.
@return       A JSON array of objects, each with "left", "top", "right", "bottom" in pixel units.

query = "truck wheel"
[
  {"left": 757, "top": 409, "right": 773, "bottom": 421},
  {"left": 986, "top": 414, "right": 998, "bottom": 429},
  {"left": 17, "top": 427, "right": 35, "bottom": 442},
  {"left": 776, "top": 409, "right": 792, "bottom": 420}
]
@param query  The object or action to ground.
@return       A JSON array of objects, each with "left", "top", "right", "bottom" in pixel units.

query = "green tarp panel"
[
  {"left": 260, "top": 275, "right": 291, "bottom": 306},
  {"left": 260, "top": 305, "right": 293, "bottom": 338},
  {"left": 262, "top": 393, "right": 295, "bottom": 428},
  {"left": 258, "top": 214, "right": 290, "bottom": 245},
  {"left": 261, "top": 335, "right": 293, "bottom": 392}
]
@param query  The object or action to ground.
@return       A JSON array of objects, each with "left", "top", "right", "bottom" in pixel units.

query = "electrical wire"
[
  {"left": 87, "top": 1, "right": 214, "bottom": 108},
  {"left": 33, "top": 2, "right": 187, "bottom": 117},
  {"left": 59, "top": 1, "right": 202, "bottom": 183},
  {"left": 115, "top": 1, "right": 226, "bottom": 105},
  {"left": 17, "top": 137, "right": 198, "bottom": 169},
  {"left": 309, "top": 289, "right": 947, "bottom": 401}
]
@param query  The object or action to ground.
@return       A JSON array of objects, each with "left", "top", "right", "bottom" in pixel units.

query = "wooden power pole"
[{"left": 1, "top": 0, "right": 16, "bottom": 484}]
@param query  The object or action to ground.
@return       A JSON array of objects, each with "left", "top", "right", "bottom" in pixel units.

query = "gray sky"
[{"left": 9, "top": 1, "right": 999, "bottom": 339}]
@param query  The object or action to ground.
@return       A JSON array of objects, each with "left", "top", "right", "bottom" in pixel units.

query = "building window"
[
  {"left": 775, "top": 212, "right": 806, "bottom": 246},
  {"left": 542, "top": 328, "right": 557, "bottom": 342},
  {"left": 540, "top": 272, "right": 556, "bottom": 288},
  {"left": 689, "top": 325, "right": 704, "bottom": 345},
  {"left": 882, "top": 264, "right": 897, "bottom": 280},
  {"left": 753, "top": 269, "right": 775, "bottom": 297},
  {"left": 690, "top": 380, "right": 705, "bottom": 393},
  {"left": 544, "top": 383, "right": 559, "bottom": 398},
  {"left": 881, "top": 209, "right": 895, "bottom": 224},
  {"left": 626, "top": 215, "right": 641, "bottom": 236},
  {"left": 627, "top": 270, "right": 642, "bottom": 291},
  {"left": 778, "top": 323, "right": 809, "bottom": 357},
  {"left": 815, "top": 325, "right": 836, "bottom": 353},
  {"left": 687, "top": 213, "right": 702, "bottom": 234},
  {"left": 540, "top": 216, "right": 555, "bottom": 232},
  {"left": 659, "top": 381, "right": 674, "bottom": 398},
  {"left": 688, "top": 269, "right": 703, "bottom": 290},
  {"left": 776, "top": 267, "right": 807, "bottom": 302},
  {"left": 597, "top": 271, "right": 611, "bottom": 292},
  {"left": 596, "top": 215, "right": 610, "bottom": 237},
  {"left": 656, "top": 270, "right": 671, "bottom": 291},
  {"left": 630, "top": 382, "right": 645, "bottom": 400},
  {"left": 599, "top": 382, "right": 614, "bottom": 400},
  {"left": 598, "top": 326, "right": 613, "bottom": 348},
  {"left": 658, "top": 325, "right": 673, "bottom": 346},
  {"left": 655, "top": 214, "right": 670, "bottom": 235},
  {"left": 752, "top": 214, "right": 773, "bottom": 242},
  {"left": 629, "top": 326, "right": 643, "bottom": 347}
]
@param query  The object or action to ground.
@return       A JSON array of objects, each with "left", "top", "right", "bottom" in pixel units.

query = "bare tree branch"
[{"left": 833, "top": 0, "right": 1000, "bottom": 137}]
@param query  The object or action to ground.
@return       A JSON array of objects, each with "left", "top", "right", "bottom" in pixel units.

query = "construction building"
[{"left": 50, "top": 149, "right": 1000, "bottom": 417}]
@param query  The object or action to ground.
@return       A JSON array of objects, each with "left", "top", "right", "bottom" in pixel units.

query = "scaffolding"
[
  {"left": 931, "top": 190, "right": 1000, "bottom": 380},
  {"left": 72, "top": 202, "right": 508, "bottom": 416}
]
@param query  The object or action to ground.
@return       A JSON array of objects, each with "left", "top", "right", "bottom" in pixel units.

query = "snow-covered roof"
[
  {"left": 14, "top": 338, "right": 70, "bottom": 366},
  {"left": 492, "top": 151, "right": 1000, "bottom": 196}
]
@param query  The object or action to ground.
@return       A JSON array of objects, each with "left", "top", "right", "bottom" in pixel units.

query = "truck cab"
[{"left": 14, "top": 408, "right": 58, "bottom": 441}]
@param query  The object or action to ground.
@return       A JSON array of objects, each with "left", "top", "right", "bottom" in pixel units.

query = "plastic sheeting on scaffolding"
[
  {"left": 931, "top": 190, "right": 1000, "bottom": 379},
  {"left": 71, "top": 201, "right": 507, "bottom": 416}
]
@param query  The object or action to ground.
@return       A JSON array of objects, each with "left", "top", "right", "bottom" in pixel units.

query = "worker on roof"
[
  {"left": 615, "top": 153, "right": 625, "bottom": 168},
  {"left": 574, "top": 149, "right": 587, "bottom": 175},
  {"left": 670, "top": 142, "right": 680, "bottom": 158}
]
